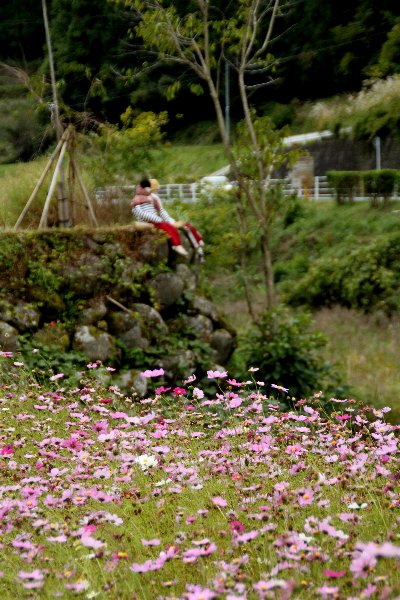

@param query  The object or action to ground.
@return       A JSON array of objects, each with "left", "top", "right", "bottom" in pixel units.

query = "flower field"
[{"left": 0, "top": 355, "right": 400, "bottom": 599}]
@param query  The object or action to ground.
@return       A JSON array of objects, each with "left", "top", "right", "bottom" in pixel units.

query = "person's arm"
[{"left": 132, "top": 203, "right": 164, "bottom": 223}]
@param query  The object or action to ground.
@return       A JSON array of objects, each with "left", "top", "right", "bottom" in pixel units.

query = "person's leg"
[
  {"left": 184, "top": 223, "right": 203, "bottom": 244},
  {"left": 153, "top": 222, "right": 182, "bottom": 246},
  {"left": 153, "top": 223, "right": 188, "bottom": 256}
]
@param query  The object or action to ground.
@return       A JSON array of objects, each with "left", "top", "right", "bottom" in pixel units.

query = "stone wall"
[
  {"left": 0, "top": 226, "right": 235, "bottom": 394},
  {"left": 299, "top": 135, "right": 400, "bottom": 176}
]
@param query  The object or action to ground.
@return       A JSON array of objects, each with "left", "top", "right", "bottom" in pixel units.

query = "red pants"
[
  {"left": 153, "top": 222, "right": 203, "bottom": 248},
  {"left": 153, "top": 222, "right": 181, "bottom": 246}
]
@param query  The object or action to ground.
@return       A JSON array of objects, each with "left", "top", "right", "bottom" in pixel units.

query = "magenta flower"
[
  {"left": 0, "top": 444, "right": 14, "bottom": 455},
  {"left": 173, "top": 387, "right": 186, "bottom": 396},
  {"left": 323, "top": 569, "right": 346, "bottom": 578},
  {"left": 229, "top": 520, "right": 245, "bottom": 533}
]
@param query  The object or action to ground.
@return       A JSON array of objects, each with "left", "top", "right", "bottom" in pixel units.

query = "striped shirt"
[{"left": 132, "top": 193, "right": 175, "bottom": 225}]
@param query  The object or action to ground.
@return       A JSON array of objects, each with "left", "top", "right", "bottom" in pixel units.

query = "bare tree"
[{"left": 119, "top": 0, "right": 293, "bottom": 310}]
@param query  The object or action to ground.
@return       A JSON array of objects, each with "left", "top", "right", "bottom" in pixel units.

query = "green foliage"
[
  {"left": 234, "top": 305, "right": 343, "bottom": 402},
  {"left": 368, "top": 20, "right": 400, "bottom": 78},
  {"left": 362, "top": 169, "right": 400, "bottom": 206},
  {"left": 18, "top": 335, "right": 88, "bottom": 386},
  {"left": 0, "top": 96, "right": 52, "bottom": 164},
  {"left": 327, "top": 169, "right": 400, "bottom": 206},
  {"left": 326, "top": 170, "right": 362, "bottom": 204},
  {"left": 285, "top": 233, "right": 400, "bottom": 314},
  {"left": 83, "top": 111, "right": 168, "bottom": 186}
]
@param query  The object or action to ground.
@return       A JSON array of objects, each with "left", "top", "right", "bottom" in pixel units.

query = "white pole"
[
  {"left": 374, "top": 136, "right": 381, "bottom": 171},
  {"left": 225, "top": 62, "right": 230, "bottom": 145},
  {"left": 314, "top": 176, "right": 319, "bottom": 200}
]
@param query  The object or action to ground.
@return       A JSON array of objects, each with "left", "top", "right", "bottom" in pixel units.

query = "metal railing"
[{"left": 95, "top": 176, "right": 337, "bottom": 205}]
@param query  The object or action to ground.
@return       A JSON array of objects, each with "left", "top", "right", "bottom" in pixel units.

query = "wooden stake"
[
  {"left": 14, "top": 132, "right": 67, "bottom": 230},
  {"left": 70, "top": 158, "right": 98, "bottom": 226},
  {"left": 39, "top": 138, "right": 68, "bottom": 229}
]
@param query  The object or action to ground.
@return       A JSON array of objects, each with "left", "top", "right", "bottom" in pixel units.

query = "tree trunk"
[{"left": 260, "top": 229, "right": 276, "bottom": 308}]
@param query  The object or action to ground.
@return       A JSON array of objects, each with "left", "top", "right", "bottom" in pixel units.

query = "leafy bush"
[
  {"left": 362, "top": 169, "right": 400, "bottom": 206},
  {"left": 326, "top": 170, "right": 362, "bottom": 204},
  {"left": 286, "top": 233, "right": 400, "bottom": 314},
  {"left": 234, "top": 304, "right": 345, "bottom": 402},
  {"left": 0, "top": 97, "right": 53, "bottom": 164}
]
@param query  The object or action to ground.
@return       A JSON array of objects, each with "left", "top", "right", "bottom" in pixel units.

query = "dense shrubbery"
[
  {"left": 326, "top": 171, "right": 362, "bottom": 204},
  {"left": 233, "top": 305, "right": 347, "bottom": 403},
  {"left": 284, "top": 234, "right": 400, "bottom": 314},
  {"left": 327, "top": 169, "right": 400, "bottom": 206}
]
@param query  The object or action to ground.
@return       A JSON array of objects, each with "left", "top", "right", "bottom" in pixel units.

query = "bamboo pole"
[
  {"left": 38, "top": 138, "right": 68, "bottom": 229},
  {"left": 42, "top": 0, "right": 70, "bottom": 227},
  {"left": 70, "top": 158, "right": 98, "bottom": 226},
  {"left": 13, "top": 133, "right": 67, "bottom": 230}
]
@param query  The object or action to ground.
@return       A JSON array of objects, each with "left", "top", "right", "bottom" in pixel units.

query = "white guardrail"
[{"left": 95, "top": 176, "right": 337, "bottom": 205}]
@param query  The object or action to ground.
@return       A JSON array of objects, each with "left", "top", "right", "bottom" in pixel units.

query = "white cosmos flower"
[{"left": 135, "top": 454, "right": 158, "bottom": 471}]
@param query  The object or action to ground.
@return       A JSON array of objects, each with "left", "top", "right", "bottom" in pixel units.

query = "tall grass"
[
  {"left": 313, "top": 307, "right": 400, "bottom": 420},
  {"left": 0, "top": 157, "right": 48, "bottom": 228}
]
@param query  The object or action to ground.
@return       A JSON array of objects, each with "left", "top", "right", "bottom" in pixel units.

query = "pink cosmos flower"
[
  {"left": 141, "top": 538, "right": 161, "bottom": 546},
  {"left": 253, "top": 579, "right": 286, "bottom": 595},
  {"left": 49, "top": 373, "right": 64, "bottom": 381},
  {"left": 18, "top": 569, "right": 45, "bottom": 590},
  {"left": 235, "top": 529, "right": 259, "bottom": 544},
  {"left": 65, "top": 581, "right": 89, "bottom": 592},
  {"left": 350, "top": 552, "right": 377, "bottom": 578},
  {"left": 298, "top": 488, "right": 314, "bottom": 506},
  {"left": 227, "top": 379, "right": 243, "bottom": 387},
  {"left": 207, "top": 370, "right": 228, "bottom": 378},
  {"left": 185, "top": 585, "right": 217, "bottom": 600},
  {"left": 140, "top": 368, "right": 165, "bottom": 378},
  {"left": 211, "top": 496, "right": 227, "bottom": 507},
  {"left": 228, "top": 397, "right": 242, "bottom": 409},
  {"left": 271, "top": 383, "right": 289, "bottom": 393},
  {"left": 155, "top": 386, "right": 171, "bottom": 394},
  {"left": 285, "top": 444, "right": 303, "bottom": 455},
  {"left": 318, "top": 586, "right": 340, "bottom": 598}
]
